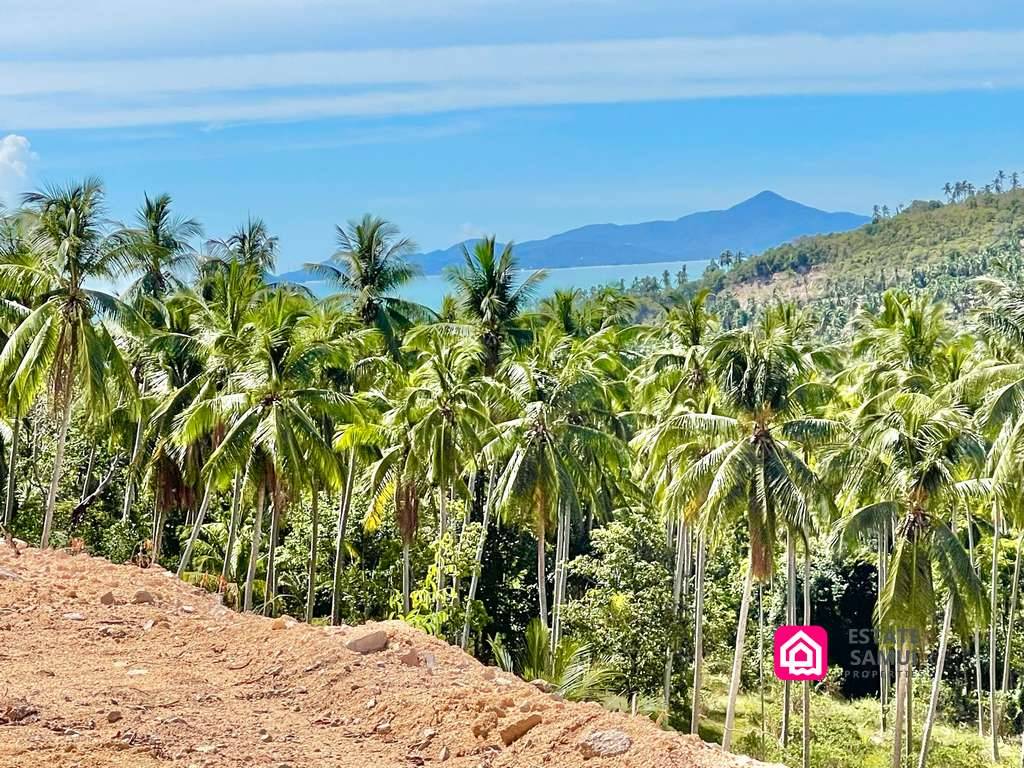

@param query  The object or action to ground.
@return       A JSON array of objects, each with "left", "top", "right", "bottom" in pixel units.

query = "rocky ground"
[{"left": 0, "top": 540, "right": 775, "bottom": 767}]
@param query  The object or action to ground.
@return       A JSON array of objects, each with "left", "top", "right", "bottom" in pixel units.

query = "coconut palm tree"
[
  {"left": 341, "top": 385, "right": 424, "bottom": 614},
  {"left": 176, "top": 288, "right": 348, "bottom": 611},
  {"left": 629, "top": 288, "right": 718, "bottom": 720},
  {"left": 537, "top": 288, "right": 585, "bottom": 337},
  {"left": 111, "top": 193, "right": 202, "bottom": 303},
  {"left": 0, "top": 179, "right": 137, "bottom": 548},
  {"left": 833, "top": 389, "right": 989, "bottom": 768},
  {"left": 402, "top": 327, "right": 492, "bottom": 614},
  {"left": 670, "top": 312, "right": 839, "bottom": 753},
  {"left": 0, "top": 212, "right": 41, "bottom": 529},
  {"left": 446, "top": 237, "right": 546, "bottom": 376},
  {"left": 208, "top": 216, "right": 278, "bottom": 272},
  {"left": 489, "top": 326, "right": 628, "bottom": 630},
  {"left": 307, "top": 215, "right": 427, "bottom": 354}
]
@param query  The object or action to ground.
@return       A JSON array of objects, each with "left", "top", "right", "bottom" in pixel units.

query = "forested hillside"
[
  {"left": 2, "top": 180, "right": 1024, "bottom": 768},
  {"left": 614, "top": 184, "right": 1024, "bottom": 336},
  {"left": 711, "top": 186, "right": 1024, "bottom": 307}
]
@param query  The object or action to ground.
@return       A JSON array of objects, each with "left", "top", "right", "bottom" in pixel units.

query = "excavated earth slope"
[{"left": 0, "top": 542, "right": 774, "bottom": 768}]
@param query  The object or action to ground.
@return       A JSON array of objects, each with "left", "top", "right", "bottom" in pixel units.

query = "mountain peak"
[
  {"left": 730, "top": 190, "right": 796, "bottom": 210},
  {"left": 274, "top": 193, "right": 869, "bottom": 281}
]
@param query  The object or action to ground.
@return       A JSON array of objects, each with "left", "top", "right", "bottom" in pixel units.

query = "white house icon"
[{"left": 779, "top": 629, "right": 825, "bottom": 678}]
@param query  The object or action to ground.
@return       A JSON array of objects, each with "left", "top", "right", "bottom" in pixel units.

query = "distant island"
[{"left": 274, "top": 191, "right": 867, "bottom": 282}]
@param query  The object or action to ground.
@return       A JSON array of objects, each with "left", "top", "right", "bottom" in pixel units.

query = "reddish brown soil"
[{"left": 0, "top": 543, "right": 773, "bottom": 767}]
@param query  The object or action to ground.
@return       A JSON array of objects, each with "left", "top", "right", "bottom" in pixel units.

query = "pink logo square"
[{"left": 773, "top": 625, "right": 828, "bottom": 681}]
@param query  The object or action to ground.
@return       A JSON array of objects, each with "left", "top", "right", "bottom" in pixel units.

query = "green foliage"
[
  {"left": 5, "top": 177, "right": 1024, "bottom": 766},
  {"left": 490, "top": 617, "right": 618, "bottom": 702},
  {"left": 562, "top": 508, "right": 678, "bottom": 696}
]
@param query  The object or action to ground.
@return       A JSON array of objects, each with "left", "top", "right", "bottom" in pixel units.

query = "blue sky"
[{"left": 2, "top": 1, "right": 1024, "bottom": 272}]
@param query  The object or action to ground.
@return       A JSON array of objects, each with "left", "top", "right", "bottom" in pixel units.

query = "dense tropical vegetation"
[{"left": 2, "top": 179, "right": 1024, "bottom": 768}]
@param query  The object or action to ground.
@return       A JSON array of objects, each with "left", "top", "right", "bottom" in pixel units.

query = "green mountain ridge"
[{"left": 718, "top": 189, "right": 1024, "bottom": 299}]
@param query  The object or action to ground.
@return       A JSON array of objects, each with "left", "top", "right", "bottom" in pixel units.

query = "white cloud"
[
  {"left": 2, "top": 30, "right": 1023, "bottom": 130},
  {"left": 0, "top": 135, "right": 36, "bottom": 206},
  {"left": 0, "top": 1, "right": 1009, "bottom": 56}
]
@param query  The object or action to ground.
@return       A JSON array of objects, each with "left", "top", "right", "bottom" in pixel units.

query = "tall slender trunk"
[
  {"left": 1001, "top": 533, "right": 1022, "bottom": 695},
  {"left": 402, "top": 541, "right": 411, "bottom": 613},
  {"left": 41, "top": 394, "right": 74, "bottom": 549},
  {"left": 121, "top": 415, "right": 144, "bottom": 522},
  {"left": 536, "top": 524, "right": 549, "bottom": 629},
  {"left": 990, "top": 507, "right": 1001, "bottom": 762},
  {"left": 758, "top": 583, "right": 766, "bottom": 755},
  {"left": 264, "top": 494, "right": 280, "bottom": 615},
  {"left": 551, "top": 500, "right": 570, "bottom": 647},
  {"left": 664, "top": 518, "right": 687, "bottom": 709},
  {"left": 221, "top": 470, "right": 243, "bottom": 587},
  {"left": 906, "top": 659, "right": 914, "bottom": 765},
  {"left": 331, "top": 451, "right": 356, "bottom": 625},
  {"left": 879, "top": 522, "right": 890, "bottom": 733},
  {"left": 306, "top": 487, "right": 319, "bottom": 623},
  {"left": 177, "top": 480, "right": 213, "bottom": 578},
  {"left": 918, "top": 595, "right": 954, "bottom": 768},
  {"left": 152, "top": 507, "right": 165, "bottom": 563},
  {"left": 243, "top": 482, "right": 266, "bottom": 613},
  {"left": 968, "top": 514, "right": 984, "bottom": 737},
  {"left": 690, "top": 534, "right": 706, "bottom": 735},
  {"left": 892, "top": 635, "right": 907, "bottom": 768},
  {"left": 79, "top": 442, "right": 96, "bottom": 503},
  {"left": 461, "top": 467, "right": 495, "bottom": 650},
  {"left": 434, "top": 484, "right": 448, "bottom": 612},
  {"left": 782, "top": 532, "right": 796, "bottom": 745},
  {"left": 3, "top": 418, "right": 19, "bottom": 528},
  {"left": 802, "top": 543, "right": 811, "bottom": 768},
  {"left": 723, "top": 563, "right": 754, "bottom": 752}
]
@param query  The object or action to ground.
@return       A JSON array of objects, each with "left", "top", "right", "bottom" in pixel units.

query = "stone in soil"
[
  {"left": 578, "top": 729, "right": 633, "bottom": 759},
  {"left": 346, "top": 629, "right": 389, "bottom": 654}
]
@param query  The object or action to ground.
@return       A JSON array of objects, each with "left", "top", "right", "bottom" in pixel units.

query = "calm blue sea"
[{"left": 305, "top": 259, "right": 712, "bottom": 309}]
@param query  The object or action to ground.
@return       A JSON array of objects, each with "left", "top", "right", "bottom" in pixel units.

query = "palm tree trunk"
[
  {"left": 536, "top": 524, "right": 549, "bottom": 629},
  {"left": 402, "top": 541, "right": 411, "bottom": 614},
  {"left": 461, "top": 467, "right": 495, "bottom": 650},
  {"left": 782, "top": 532, "right": 796, "bottom": 745},
  {"left": 264, "top": 494, "right": 280, "bottom": 615},
  {"left": 79, "top": 442, "right": 95, "bottom": 503},
  {"left": 1001, "top": 533, "right": 1022, "bottom": 695},
  {"left": 918, "top": 595, "right": 954, "bottom": 768},
  {"left": 243, "top": 481, "right": 266, "bottom": 613},
  {"left": 3, "top": 417, "right": 19, "bottom": 528},
  {"left": 723, "top": 563, "right": 754, "bottom": 752},
  {"left": 906, "top": 659, "right": 914, "bottom": 765},
  {"left": 121, "top": 415, "right": 144, "bottom": 522},
  {"left": 664, "top": 518, "right": 687, "bottom": 709},
  {"left": 306, "top": 487, "right": 319, "bottom": 623},
  {"left": 879, "top": 522, "right": 890, "bottom": 733},
  {"left": 802, "top": 543, "right": 811, "bottom": 768},
  {"left": 551, "top": 500, "right": 569, "bottom": 647},
  {"left": 331, "top": 450, "right": 356, "bottom": 625},
  {"left": 177, "top": 479, "right": 213, "bottom": 578},
  {"left": 221, "top": 470, "right": 243, "bottom": 587},
  {"left": 152, "top": 507, "right": 165, "bottom": 564},
  {"left": 968, "top": 514, "right": 984, "bottom": 737},
  {"left": 990, "top": 507, "right": 1001, "bottom": 762},
  {"left": 434, "top": 484, "right": 448, "bottom": 612},
  {"left": 892, "top": 635, "right": 907, "bottom": 768},
  {"left": 758, "top": 583, "right": 766, "bottom": 756},
  {"left": 41, "top": 394, "right": 74, "bottom": 549},
  {"left": 690, "top": 534, "right": 706, "bottom": 735}
]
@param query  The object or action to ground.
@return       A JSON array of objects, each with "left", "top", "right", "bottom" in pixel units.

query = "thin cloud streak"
[{"left": 3, "top": 31, "right": 1022, "bottom": 130}]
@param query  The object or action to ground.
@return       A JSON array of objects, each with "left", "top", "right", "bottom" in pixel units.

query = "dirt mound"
[{"left": 0, "top": 543, "right": 774, "bottom": 767}]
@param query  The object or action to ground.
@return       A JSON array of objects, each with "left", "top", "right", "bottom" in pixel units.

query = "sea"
[{"left": 304, "top": 259, "right": 713, "bottom": 309}]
